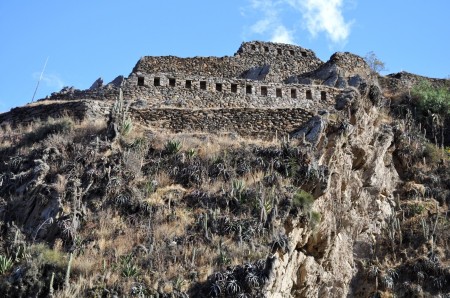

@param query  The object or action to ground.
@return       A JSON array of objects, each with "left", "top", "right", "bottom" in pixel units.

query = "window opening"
[
  {"left": 276, "top": 88, "right": 282, "bottom": 98},
  {"left": 261, "top": 86, "right": 268, "bottom": 96},
  {"left": 291, "top": 89, "right": 297, "bottom": 98}
]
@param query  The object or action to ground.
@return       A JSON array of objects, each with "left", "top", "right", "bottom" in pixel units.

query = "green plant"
[
  {"left": 109, "top": 88, "right": 133, "bottom": 138},
  {"left": 143, "top": 180, "right": 157, "bottom": 196},
  {"left": 121, "top": 262, "right": 140, "bottom": 278},
  {"left": 119, "top": 254, "right": 140, "bottom": 278},
  {"left": 412, "top": 79, "right": 450, "bottom": 117},
  {"left": 293, "top": 189, "right": 314, "bottom": 210},
  {"left": 65, "top": 252, "right": 73, "bottom": 289},
  {"left": 164, "top": 139, "right": 182, "bottom": 154},
  {"left": 31, "top": 243, "right": 67, "bottom": 268},
  {"left": 310, "top": 211, "right": 321, "bottom": 227},
  {"left": 445, "top": 146, "right": 450, "bottom": 158},
  {"left": 187, "top": 148, "right": 197, "bottom": 159},
  {"left": 405, "top": 203, "right": 425, "bottom": 217},
  {"left": 231, "top": 180, "right": 246, "bottom": 202},
  {"left": 0, "top": 255, "right": 13, "bottom": 275},
  {"left": 217, "top": 249, "right": 231, "bottom": 266},
  {"left": 120, "top": 118, "right": 133, "bottom": 136},
  {"left": 173, "top": 276, "right": 186, "bottom": 291},
  {"left": 49, "top": 272, "right": 55, "bottom": 297},
  {"left": 423, "top": 142, "right": 444, "bottom": 164}
]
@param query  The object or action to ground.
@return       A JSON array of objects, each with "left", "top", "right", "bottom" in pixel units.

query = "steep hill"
[{"left": 0, "top": 41, "right": 449, "bottom": 297}]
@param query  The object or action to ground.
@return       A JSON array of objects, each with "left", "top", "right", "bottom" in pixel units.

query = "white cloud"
[
  {"left": 271, "top": 25, "right": 295, "bottom": 44},
  {"left": 289, "top": 0, "right": 352, "bottom": 43},
  {"left": 244, "top": 0, "right": 353, "bottom": 45},
  {"left": 251, "top": 18, "right": 272, "bottom": 34},
  {"left": 32, "top": 72, "right": 64, "bottom": 89},
  {"left": 245, "top": 0, "right": 296, "bottom": 45}
]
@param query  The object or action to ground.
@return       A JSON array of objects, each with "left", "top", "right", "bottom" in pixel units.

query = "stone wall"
[
  {"left": 1, "top": 101, "right": 317, "bottom": 139},
  {"left": 0, "top": 100, "right": 110, "bottom": 128},
  {"left": 123, "top": 73, "right": 339, "bottom": 109},
  {"left": 133, "top": 41, "right": 323, "bottom": 83},
  {"left": 44, "top": 86, "right": 119, "bottom": 102},
  {"left": 131, "top": 107, "right": 313, "bottom": 137},
  {"left": 379, "top": 71, "right": 449, "bottom": 94}
]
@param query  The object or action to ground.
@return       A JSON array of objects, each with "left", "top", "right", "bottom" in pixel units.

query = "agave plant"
[
  {"left": 164, "top": 139, "right": 182, "bottom": 155},
  {"left": 226, "top": 279, "right": 241, "bottom": 295},
  {"left": 0, "top": 255, "right": 13, "bottom": 275}
]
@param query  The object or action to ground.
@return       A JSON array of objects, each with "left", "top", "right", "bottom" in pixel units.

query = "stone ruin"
[{"left": 2, "top": 41, "right": 377, "bottom": 138}]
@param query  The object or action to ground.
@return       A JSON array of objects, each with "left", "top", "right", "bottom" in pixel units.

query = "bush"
[
  {"left": 412, "top": 80, "right": 450, "bottom": 117},
  {"left": 364, "top": 51, "right": 386, "bottom": 73},
  {"left": 310, "top": 211, "right": 321, "bottom": 227},
  {"left": 293, "top": 189, "right": 314, "bottom": 210}
]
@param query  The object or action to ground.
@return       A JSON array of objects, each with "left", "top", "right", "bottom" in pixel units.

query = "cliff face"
[{"left": 265, "top": 82, "right": 399, "bottom": 297}]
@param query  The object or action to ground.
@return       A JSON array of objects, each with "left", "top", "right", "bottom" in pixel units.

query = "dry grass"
[{"left": 146, "top": 184, "right": 187, "bottom": 210}]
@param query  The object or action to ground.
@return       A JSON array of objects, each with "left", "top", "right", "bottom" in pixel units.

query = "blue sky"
[{"left": 1, "top": 0, "right": 449, "bottom": 113}]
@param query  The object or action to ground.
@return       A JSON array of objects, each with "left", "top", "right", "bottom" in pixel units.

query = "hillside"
[{"left": 0, "top": 41, "right": 449, "bottom": 298}]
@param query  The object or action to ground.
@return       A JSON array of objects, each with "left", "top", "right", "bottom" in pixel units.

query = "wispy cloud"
[
  {"left": 287, "top": 0, "right": 352, "bottom": 43},
  {"left": 244, "top": 0, "right": 353, "bottom": 45},
  {"left": 32, "top": 72, "right": 64, "bottom": 89},
  {"left": 246, "top": 0, "right": 295, "bottom": 44}
]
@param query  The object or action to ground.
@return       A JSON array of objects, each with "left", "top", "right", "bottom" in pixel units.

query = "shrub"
[
  {"left": 423, "top": 142, "right": 444, "bottom": 164},
  {"left": 310, "top": 211, "right": 321, "bottom": 227},
  {"left": 31, "top": 243, "right": 67, "bottom": 268},
  {"left": 364, "top": 51, "right": 386, "bottom": 73},
  {"left": 412, "top": 79, "right": 450, "bottom": 117},
  {"left": 293, "top": 189, "right": 314, "bottom": 210},
  {"left": 405, "top": 203, "right": 425, "bottom": 217}
]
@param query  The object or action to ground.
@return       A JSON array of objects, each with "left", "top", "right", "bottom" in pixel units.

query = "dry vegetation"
[
  {"left": 350, "top": 100, "right": 450, "bottom": 297},
  {"left": 0, "top": 111, "right": 325, "bottom": 297},
  {"left": 0, "top": 78, "right": 449, "bottom": 297}
]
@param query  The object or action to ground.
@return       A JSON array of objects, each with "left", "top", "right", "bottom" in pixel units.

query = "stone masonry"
[{"left": 1, "top": 41, "right": 374, "bottom": 137}]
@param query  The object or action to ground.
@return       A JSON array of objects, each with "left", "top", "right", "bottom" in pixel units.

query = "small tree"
[{"left": 364, "top": 51, "right": 386, "bottom": 73}]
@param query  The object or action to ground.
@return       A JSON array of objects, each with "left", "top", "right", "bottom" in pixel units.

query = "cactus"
[
  {"left": 49, "top": 272, "right": 55, "bottom": 297},
  {"left": 204, "top": 213, "right": 209, "bottom": 240},
  {"left": 65, "top": 252, "right": 73, "bottom": 289}
]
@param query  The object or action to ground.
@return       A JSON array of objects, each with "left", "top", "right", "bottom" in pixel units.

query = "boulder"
[{"left": 89, "top": 77, "right": 103, "bottom": 90}]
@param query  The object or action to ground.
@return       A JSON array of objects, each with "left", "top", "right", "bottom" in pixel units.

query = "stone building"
[{"left": 3, "top": 41, "right": 375, "bottom": 138}]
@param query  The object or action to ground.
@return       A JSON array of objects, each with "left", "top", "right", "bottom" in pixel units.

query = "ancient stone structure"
[{"left": 2, "top": 41, "right": 375, "bottom": 137}]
